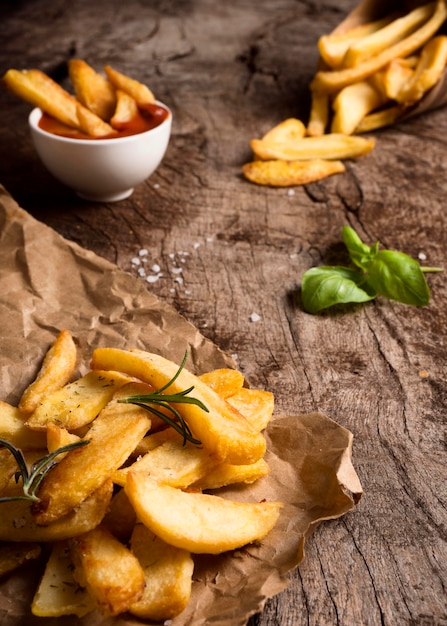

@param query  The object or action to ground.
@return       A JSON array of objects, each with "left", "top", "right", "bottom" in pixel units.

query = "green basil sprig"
[{"left": 301, "top": 226, "right": 442, "bottom": 314}]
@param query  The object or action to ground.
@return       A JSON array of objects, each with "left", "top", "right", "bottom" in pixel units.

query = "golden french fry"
[
  {"left": 262, "top": 118, "right": 306, "bottom": 143},
  {"left": 331, "top": 80, "right": 387, "bottom": 134},
  {"left": 191, "top": 457, "right": 270, "bottom": 491},
  {"left": 70, "top": 524, "right": 145, "bottom": 616},
  {"left": 18, "top": 329, "right": 77, "bottom": 415},
  {"left": 311, "top": 0, "right": 447, "bottom": 93},
  {"left": 68, "top": 58, "right": 116, "bottom": 121},
  {"left": 125, "top": 472, "right": 282, "bottom": 554},
  {"left": 110, "top": 89, "right": 140, "bottom": 129},
  {"left": 25, "top": 369, "right": 132, "bottom": 431},
  {"left": 0, "top": 479, "right": 113, "bottom": 542},
  {"left": 242, "top": 158, "right": 345, "bottom": 186},
  {"left": 396, "top": 34, "right": 447, "bottom": 104},
  {"left": 306, "top": 90, "right": 330, "bottom": 136},
  {"left": 75, "top": 101, "right": 115, "bottom": 138},
  {"left": 0, "top": 542, "right": 41, "bottom": 578},
  {"left": 342, "top": 3, "right": 436, "bottom": 68},
  {"left": 370, "top": 57, "right": 417, "bottom": 100},
  {"left": 250, "top": 133, "right": 375, "bottom": 160},
  {"left": 0, "top": 401, "right": 47, "bottom": 450},
  {"left": 318, "top": 15, "right": 395, "bottom": 68},
  {"left": 90, "top": 348, "right": 267, "bottom": 465},
  {"left": 130, "top": 524, "right": 194, "bottom": 621},
  {"left": 31, "top": 541, "right": 95, "bottom": 617},
  {"left": 226, "top": 387, "right": 274, "bottom": 432},
  {"left": 198, "top": 368, "right": 245, "bottom": 398},
  {"left": 354, "top": 105, "right": 403, "bottom": 133},
  {"left": 104, "top": 65, "right": 155, "bottom": 106},
  {"left": 33, "top": 400, "right": 151, "bottom": 525}
]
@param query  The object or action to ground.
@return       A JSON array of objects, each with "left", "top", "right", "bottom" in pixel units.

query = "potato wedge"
[
  {"left": 0, "top": 401, "right": 47, "bottom": 450},
  {"left": 191, "top": 457, "right": 270, "bottom": 490},
  {"left": 242, "top": 158, "right": 346, "bottom": 186},
  {"left": 110, "top": 89, "right": 140, "bottom": 129},
  {"left": 130, "top": 524, "right": 194, "bottom": 621},
  {"left": 125, "top": 472, "right": 282, "bottom": 554},
  {"left": 25, "top": 369, "right": 132, "bottom": 431},
  {"left": 104, "top": 65, "right": 155, "bottom": 105},
  {"left": 18, "top": 329, "right": 77, "bottom": 415},
  {"left": 198, "top": 368, "right": 245, "bottom": 399},
  {"left": 90, "top": 348, "right": 267, "bottom": 465},
  {"left": 226, "top": 388, "right": 274, "bottom": 432},
  {"left": 0, "top": 541, "right": 41, "bottom": 578},
  {"left": 250, "top": 134, "right": 375, "bottom": 161},
  {"left": 31, "top": 541, "right": 95, "bottom": 617},
  {"left": 68, "top": 58, "right": 116, "bottom": 121},
  {"left": 261, "top": 118, "right": 306, "bottom": 143},
  {"left": 75, "top": 101, "right": 115, "bottom": 138},
  {"left": 331, "top": 80, "right": 386, "bottom": 134},
  {"left": 46, "top": 423, "right": 81, "bottom": 455},
  {"left": 306, "top": 90, "right": 330, "bottom": 136},
  {"left": 102, "top": 488, "right": 137, "bottom": 543},
  {"left": 0, "top": 479, "right": 113, "bottom": 542},
  {"left": 70, "top": 524, "right": 145, "bottom": 616},
  {"left": 33, "top": 400, "right": 151, "bottom": 525}
]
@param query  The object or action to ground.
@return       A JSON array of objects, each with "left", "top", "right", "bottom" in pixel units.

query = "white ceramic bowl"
[{"left": 28, "top": 103, "right": 172, "bottom": 202}]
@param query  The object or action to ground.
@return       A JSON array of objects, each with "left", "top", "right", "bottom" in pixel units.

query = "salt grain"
[
  {"left": 151, "top": 264, "right": 161, "bottom": 273},
  {"left": 418, "top": 252, "right": 427, "bottom": 261},
  {"left": 139, "top": 249, "right": 149, "bottom": 257},
  {"left": 131, "top": 257, "right": 141, "bottom": 265},
  {"left": 287, "top": 189, "right": 295, "bottom": 196},
  {"left": 172, "top": 267, "right": 183, "bottom": 274},
  {"left": 249, "top": 312, "right": 261, "bottom": 322},
  {"left": 146, "top": 275, "right": 160, "bottom": 283}
]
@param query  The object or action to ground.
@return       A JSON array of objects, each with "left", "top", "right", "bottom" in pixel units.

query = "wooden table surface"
[{"left": 1, "top": 1, "right": 447, "bottom": 625}]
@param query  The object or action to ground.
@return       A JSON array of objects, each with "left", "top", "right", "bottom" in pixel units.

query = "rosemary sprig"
[
  {"left": 0, "top": 439, "right": 89, "bottom": 503},
  {"left": 118, "top": 351, "right": 207, "bottom": 445}
]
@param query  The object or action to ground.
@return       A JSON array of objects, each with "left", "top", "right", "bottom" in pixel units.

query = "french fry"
[
  {"left": 396, "top": 34, "right": 447, "bottom": 104},
  {"left": 130, "top": 524, "right": 194, "bottom": 621},
  {"left": 68, "top": 58, "right": 116, "bottom": 121},
  {"left": 226, "top": 387, "right": 274, "bottom": 432},
  {"left": 46, "top": 423, "right": 81, "bottom": 455},
  {"left": 31, "top": 541, "right": 95, "bottom": 617},
  {"left": 18, "top": 329, "right": 77, "bottom": 415},
  {"left": 70, "top": 524, "right": 145, "bottom": 616},
  {"left": 331, "top": 80, "right": 387, "bottom": 134},
  {"left": 307, "top": 90, "right": 330, "bottom": 136},
  {"left": 342, "top": 3, "right": 436, "bottom": 68},
  {"left": 311, "top": 0, "right": 447, "bottom": 94},
  {"left": 75, "top": 101, "right": 115, "bottom": 138},
  {"left": 0, "top": 542, "right": 41, "bottom": 578},
  {"left": 110, "top": 89, "right": 140, "bottom": 129},
  {"left": 0, "top": 401, "right": 47, "bottom": 450},
  {"left": 125, "top": 472, "right": 283, "bottom": 554},
  {"left": 250, "top": 134, "right": 375, "bottom": 161},
  {"left": 90, "top": 348, "right": 267, "bottom": 465},
  {"left": 261, "top": 118, "right": 306, "bottom": 143},
  {"left": 354, "top": 105, "right": 403, "bottom": 133},
  {"left": 198, "top": 368, "right": 245, "bottom": 398},
  {"left": 242, "top": 158, "right": 346, "bottom": 187},
  {"left": 370, "top": 57, "right": 418, "bottom": 100},
  {"left": 104, "top": 65, "right": 156, "bottom": 106}
]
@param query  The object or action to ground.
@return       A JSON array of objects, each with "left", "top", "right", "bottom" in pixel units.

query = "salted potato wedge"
[
  {"left": 242, "top": 158, "right": 346, "bottom": 187},
  {"left": 0, "top": 401, "right": 47, "bottom": 450},
  {"left": 331, "top": 80, "right": 386, "bottom": 134},
  {"left": 104, "top": 65, "right": 155, "bottom": 105},
  {"left": 90, "top": 348, "right": 267, "bottom": 465},
  {"left": 18, "top": 329, "right": 77, "bottom": 415},
  {"left": 198, "top": 368, "right": 245, "bottom": 399},
  {"left": 226, "top": 388, "right": 274, "bottom": 432},
  {"left": 396, "top": 34, "right": 447, "bottom": 104},
  {"left": 33, "top": 400, "right": 151, "bottom": 525},
  {"left": 125, "top": 472, "right": 282, "bottom": 554},
  {"left": 70, "top": 524, "right": 145, "bottom": 616},
  {"left": 130, "top": 524, "right": 194, "bottom": 621},
  {"left": 26, "top": 369, "right": 132, "bottom": 431},
  {"left": 191, "top": 457, "right": 270, "bottom": 491},
  {"left": 261, "top": 118, "right": 306, "bottom": 143},
  {"left": 68, "top": 58, "right": 116, "bottom": 121},
  {"left": 0, "top": 541, "right": 41, "bottom": 578},
  {"left": 250, "top": 134, "right": 375, "bottom": 161},
  {"left": 31, "top": 541, "right": 95, "bottom": 617},
  {"left": 0, "top": 479, "right": 113, "bottom": 542}
]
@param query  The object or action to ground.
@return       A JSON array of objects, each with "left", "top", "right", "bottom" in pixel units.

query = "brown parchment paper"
[
  {"left": 331, "top": 0, "right": 447, "bottom": 118},
  {"left": 0, "top": 185, "right": 363, "bottom": 626}
]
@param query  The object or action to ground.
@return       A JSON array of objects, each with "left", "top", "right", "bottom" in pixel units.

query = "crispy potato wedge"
[
  {"left": 25, "top": 369, "right": 132, "bottom": 431},
  {"left": 75, "top": 101, "right": 115, "bottom": 138},
  {"left": 130, "top": 524, "right": 194, "bottom": 621},
  {"left": 102, "top": 488, "right": 137, "bottom": 543},
  {"left": 104, "top": 65, "right": 155, "bottom": 106},
  {"left": 132, "top": 427, "right": 178, "bottom": 457},
  {"left": 110, "top": 89, "right": 142, "bottom": 131},
  {"left": 125, "top": 472, "right": 282, "bottom": 554},
  {"left": 68, "top": 58, "right": 116, "bottom": 121},
  {"left": 0, "top": 401, "right": 47, "bottom": 450},
  {"left": 242, "top": 158, "right": 346, "bottom": 186},
  {"left": 250, "top": 134, "right": 375, "bottom": 161},
  {"left": 342, "top": 3, "right": 436, "bottom": 68},
  {"left": 90, "top": 348, "right": 267, "bottom": 465},
  {"left": 0, "top": 541, "right": 41, "bottom": 578},
  {"left": 33, "top": 400, "right": 151, "bottom": 525},
  {"left": 31, "top": 541, "right": 95, "bottom": 617},
  {"left": 311, "top": 0, "right": 447, "bottom": 93},
  {"left": 307, "top": 90, "right": 330, "bottom": 136},
  {"left": 226, "top": 388, "right": 274, "bottom": 432},
  {"left": 198, "top": 368, "right": 245, "bottom": 399},
  {"left": 46, "top": 423, "right": 81, "bottom": 455},
  {"left": 0, "top": 479, "right": 113, "bottom": 542},
  {"left": 18, "top": 329, "right": 77, "bottom": 415},
  {"left": 261, "top": 118, "right": 306, "bottom": 143},
  {"left": 191, "top": 457, "right": 270, "bottom": 491},
  {"left": 331, "top": 80, "right": 386, "bottom": 134},
  {"left": 396, "top": 34, "right": 447, "bottom": 104},
  {"left": 70, "top": 524, "right": 145, "bottom": 616}
]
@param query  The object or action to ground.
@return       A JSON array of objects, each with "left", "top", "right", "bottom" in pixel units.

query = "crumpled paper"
[
  {"left": 331, "top": 0, "right": 447, "bottom": 119},
  {"left": 0, "top": 185, "right": 363, "bottom": 626}
]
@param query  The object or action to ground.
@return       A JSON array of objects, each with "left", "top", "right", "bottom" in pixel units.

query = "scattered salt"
[
  {"left": 418, "top": 252, "right": 427, "bottom": 261},
  {"left": 172, "top": 267, "right": 183, "bottom": 274},
  {"left": 131, "top": 257, "right": 141, "bottom": 265},
  {"left": 146, "top": 275, "right": 160, "bottom": 283},
  {"left": 287, "top": 189, "right": 295, "bottom": 196},
  {"left": 137, "top": 267, "right": 146, "bottom": 277},
  {"left": 151, "top": 264, "right": 161, "bottom": 273},
  {"left": 139, "top": 249, "right": 149, "bottom": 257},
  {"left": 249, "top": 312, "right": 261, "bottom": 322},
  {"left": 194, "top": 242, "right": 201, "bottom": 249}
]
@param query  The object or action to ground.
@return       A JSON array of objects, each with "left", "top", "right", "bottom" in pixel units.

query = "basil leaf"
[
  {"left": 301, "top": 266, "right": 377, "bottom": 314},
  {"left": 342, "top": 226, "right": 375, "bottom": 270},
  {"left": 366, "top": 250, "right": 430, "bottom": 306}
]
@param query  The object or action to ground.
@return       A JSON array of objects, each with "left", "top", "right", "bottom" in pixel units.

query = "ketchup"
[{"left": 38, "top": 102, "right": 169, "bottom": 140}]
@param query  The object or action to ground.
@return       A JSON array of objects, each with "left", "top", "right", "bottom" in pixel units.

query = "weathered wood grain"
[{"left": 0, "top": 1, "right": 446, "bottom": 625}]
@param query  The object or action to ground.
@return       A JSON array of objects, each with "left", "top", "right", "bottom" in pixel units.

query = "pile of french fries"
[
  {"left": 2, "top": 59, "right": 158, "bottom": 138},
  {"left": 0, "top": 330, "right": 282, "bottom": 620},
  {"left": 243, "top": 0, "right": 447, "bottom": 187}
]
